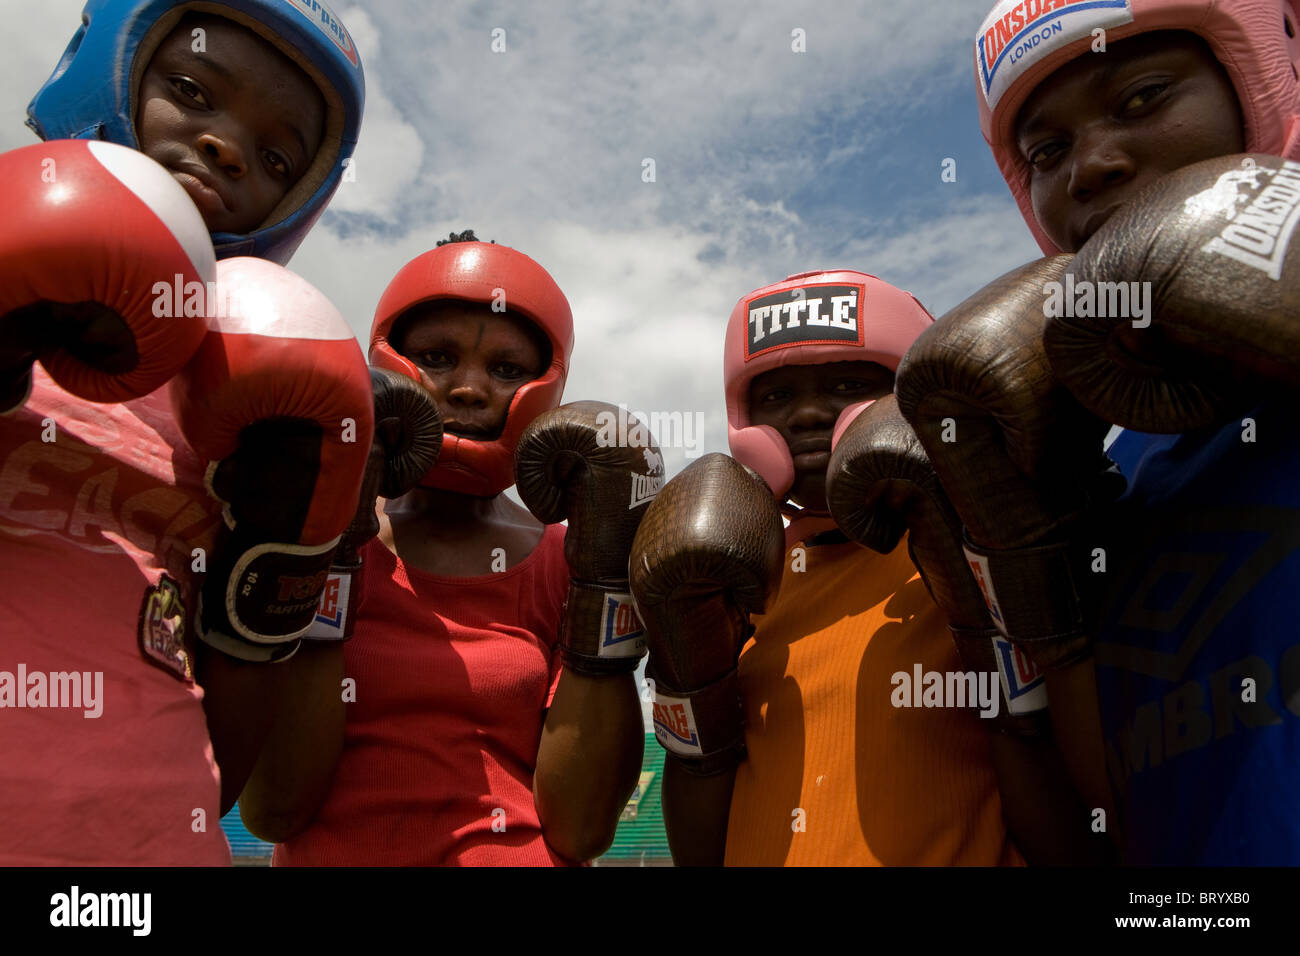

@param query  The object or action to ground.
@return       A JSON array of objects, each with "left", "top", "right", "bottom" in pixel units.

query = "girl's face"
[
  {"left": 135, "top": 14, "right": 325, "bottom": 234},
  {"left": 1016, "top": 31, "right": 1245, "bottom": 252},
  {"left": 396, "top": 302, "right": 547, "bottom": 440},
  {"left": 748, "top": 360, "right": 896, "bottom": 512}
]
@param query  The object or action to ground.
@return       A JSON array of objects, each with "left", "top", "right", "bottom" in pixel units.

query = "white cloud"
[
  {"left": 2, "top": 0, "right": 1044, "bottom": 485},
  {"left": 0, "top": 0, "right": 85, "bottom": 151},
  {"left": 323, "top": 5, "right": 423, "bottom": 218}
]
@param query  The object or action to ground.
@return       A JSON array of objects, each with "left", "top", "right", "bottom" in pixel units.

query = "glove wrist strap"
[
  {"left": 646, "top": 664, "right": 746, "bottom": 775},
  {"left": 303, "top": 553, "right": 363, "bottom": 643},
  {"left": 559, "top": 580, "right": 647, "bottom": 675},
  {"left": 961, "top": 533, "right": 1093, "bottom": 671},
  {"left": 950, "top": 626, "right": 1051, "bottom": 737},
  {"left": 200, "top": 526, "right": 339, "bottom": 660},
  {"left": 196, "top": 593, "right": 301, "bottom": 663}
]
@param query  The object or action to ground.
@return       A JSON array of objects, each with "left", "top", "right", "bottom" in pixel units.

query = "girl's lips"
[
  {"left": 793, "top": 450, "right": 830, "bottom": 469},
  {"left": 1075, "top": 204, "right": 1121, "bottom": 247},
  {"left": 172, "top": 171, "right": 230, "bottom": 218}
]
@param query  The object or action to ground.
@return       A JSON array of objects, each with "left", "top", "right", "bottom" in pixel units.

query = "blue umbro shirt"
[{"left": 1093, "top": 400, "right": 1300, "bottom": 864}]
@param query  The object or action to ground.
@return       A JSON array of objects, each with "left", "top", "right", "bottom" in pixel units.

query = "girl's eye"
[
  {"left": 1121, "top": 82, "right": 1170, "bottom": 115},
  {"left": 1027, "top": 141, "right": 1065, "bottom": 169},
  {"left": 416, "top": 351, "right": 452, "bottom": 369},
  {"left": 172, "top": 78, "right": 208, "bottom": 107},
  {"left": 263, "top": 150, "right": 290, "bottom": 177}
]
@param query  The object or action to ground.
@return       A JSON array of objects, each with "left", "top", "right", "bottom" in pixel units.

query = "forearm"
[
  {"left": 534, "top": 670, "right": 644, "bottom": 862},
  {"left": 197, "top": 641, "right": 294, "bottom": 816},
  {"left": 1044, "top": 657, "right": 1122, "bottom": 850},
  {"left": 989, "top": 730, "right": 1115, "bottom": 866},
  {"left": 235, "top": 641, "right": 347, "bottom": 842},
  {"left": 661, "top": 757, "right": 736, "bottom": 866}
]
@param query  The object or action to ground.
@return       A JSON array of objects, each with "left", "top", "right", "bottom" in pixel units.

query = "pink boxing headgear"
[
  {"left": 369, "top": 241, "right": 574, "bottom": 497},
  {"left": 976, "top": 0, "right": 1300, "bottom": 254},
  {"left": 723, "top": 270, "right": 934, "bottom": 501}
]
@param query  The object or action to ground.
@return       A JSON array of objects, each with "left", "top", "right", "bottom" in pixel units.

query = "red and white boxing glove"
[
  {"left": 170, "top": 258, "right": 374, "bottom": 662},
  {"left": 0, "top": 140, "right": 214, "bottom": 413}
]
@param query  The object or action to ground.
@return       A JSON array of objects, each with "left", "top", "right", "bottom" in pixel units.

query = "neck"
[{"left": 384, "top": 485, "right": 510, "bottom": 525}]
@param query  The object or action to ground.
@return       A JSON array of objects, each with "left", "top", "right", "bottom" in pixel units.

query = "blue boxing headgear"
[{"left": 27, "top": 0, "right": 364, "bottom": 265}]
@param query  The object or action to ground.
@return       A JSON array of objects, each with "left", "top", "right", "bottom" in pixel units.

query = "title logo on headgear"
[
  {"left": 976, "top": 0, "right": 1132, "bottom": 111},
  {"left": 745, "top": 283, "right": 865, "bottom": 360},
  {"left": 287, "top": 0, "right": 360, "bottom": 67}
]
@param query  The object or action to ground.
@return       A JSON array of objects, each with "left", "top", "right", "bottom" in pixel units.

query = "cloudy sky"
[{"left": 1, "top": 0, "right": 1043, "bottom": 477}]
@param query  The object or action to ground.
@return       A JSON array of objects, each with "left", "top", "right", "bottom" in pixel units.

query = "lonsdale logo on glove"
[
  {"left": 1194, "top": 158, "right": 1300, "bottom": 280},
  {"left": 599, "top": 593, "right": 646, "bottom": 654},
  {"left": 652, "top": 693, "right": 703, "bottom": 754},
  {"left": 629, "top": 447, "right": 665, "bottom": 509}
]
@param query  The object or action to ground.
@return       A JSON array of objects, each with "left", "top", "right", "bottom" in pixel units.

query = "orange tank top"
[{"left": 725, "top": 534, "right": 1023, "bottom": 866}]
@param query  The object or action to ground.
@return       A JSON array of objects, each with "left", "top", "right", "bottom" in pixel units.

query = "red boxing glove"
[
  {"left": 170, "top": 258, "right": 374, "bottom": 662},
  {"left": 0, "top": 140, "right": 214, "bottom": 412},
  {"left": 1045, "top": 153, "right": 1300, "bottom": 432}
]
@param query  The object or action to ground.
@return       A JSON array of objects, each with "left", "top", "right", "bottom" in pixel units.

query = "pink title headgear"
[
  {"left": 976, "top": 0, "right": 1300, "bottom": 254},
  {"left": 369, "top": 241, "right": 574, "bottom": 497},
  {"left": 723, "top": 270, "right": 934, "bottom": 502}
]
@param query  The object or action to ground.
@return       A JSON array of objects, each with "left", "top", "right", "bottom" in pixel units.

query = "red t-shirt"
[
  {"left": 275, "top": 524, "right": 571, "bottom": 866},
  {"left": 0, "top": 369, "right": 230, "bottom": 865}
]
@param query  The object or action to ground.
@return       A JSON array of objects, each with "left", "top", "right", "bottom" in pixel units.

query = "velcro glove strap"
[
  {"left": 196, "top": 594, "right": 300, "bottom": 664},
  {"left": 648, "top": 664, "right": 746, "bottom": 776},
  {"left": 303, "top": 556, "right": 363, "bottom": 643},
  {"left": 199, "top": 530, "right": 337, "bottom": 662},
  {"left": 559, "top": 580, "right": 647, "bottom": 675},
  {"left": 961, "top": 534, "right": 1091, "bottom": 671},
  {"left": 951, "top": 626, "right": 1051, "bottom": 738}
]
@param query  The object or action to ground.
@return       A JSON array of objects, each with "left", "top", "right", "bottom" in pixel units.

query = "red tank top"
[{"left": 275, "top": 525, "right": 571, "bottom": 865}]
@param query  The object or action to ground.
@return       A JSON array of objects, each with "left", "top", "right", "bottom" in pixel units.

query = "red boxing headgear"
[
  {"left": 976, "top": 0, "right": 1300, "bottom": 254},
  {"left": 723, "top": 270, "right": 934, "bottom": 501},
  {"left": 369, "top": 242, "right": 574, "bottom": 497}
]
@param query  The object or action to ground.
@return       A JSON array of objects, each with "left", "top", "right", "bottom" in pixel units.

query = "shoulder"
[{"left": 530, "top": 524, "right": 570, "bottom": 600}]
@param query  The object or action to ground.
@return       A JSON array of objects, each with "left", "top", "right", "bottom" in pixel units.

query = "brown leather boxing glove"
[
  {"left": 826, "top": 394, "right": 1049, "bottom": 735},
  {"left": 515, "top": 401, "right": 665, "bottom": 675},
  {"left": 629, "top": 453, "right": 785, "bottom": 775},
  {"left": 1045, "top": 153, "right": 1300, "bottom": 433},
  {"left": 896, "top": 257, "right": 1124, "bottom": 672},
  {"left": 305, "top": 367, "right": 443, "bottom": 641}
]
